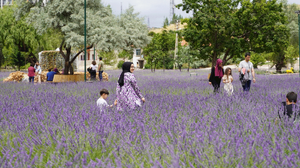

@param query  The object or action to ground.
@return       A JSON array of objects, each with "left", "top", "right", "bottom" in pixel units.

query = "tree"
[
  {"left": 285, "top": 45, "right": 299, "bottom": 68},
  {"left": 251, "top": 53, "right": 266, "bottom": 69},
  {"left": 20, "top": 1, "right": 150, "bottom": 75},
  {"left": 178, "top": 0, "right": 288, "bottom": 67},
  {"left": 118, "top": 50, "right": 133, "bottom": 61},
  {"left": 163, "top": 17, "right": 169, "bottom": 27},
  {"left": 98, "top": 50, "right": 117, "bottom": 66}
]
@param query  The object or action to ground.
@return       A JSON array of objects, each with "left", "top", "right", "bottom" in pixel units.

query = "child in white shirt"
[
  {"left": 222, "top": 68, "right": 233, "bottom": 96},
  {"left": 96, "top": 89, "right": 117, "bottom": 112}
]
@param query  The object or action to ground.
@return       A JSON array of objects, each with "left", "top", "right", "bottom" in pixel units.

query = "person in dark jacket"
[
  {"left": 209, "top": 59, "right": 224, "bottom": 93},
  {"left": 278, "top": 92, "right": 300, "bottom": 121}
]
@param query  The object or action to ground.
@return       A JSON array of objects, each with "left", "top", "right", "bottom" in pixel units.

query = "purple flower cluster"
[{"left": 0, "top": 70, "right": 300, "bottom": 167}]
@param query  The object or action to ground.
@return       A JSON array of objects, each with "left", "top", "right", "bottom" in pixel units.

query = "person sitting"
[
  {"left": 53, "top": 68, "right": 60, "bottom": 74},
  {"left": 47, "top": 69, "right": 56, "bottom": 82},
  {"left": 278, "top": 92, "right": 300, "bottom": 122}
]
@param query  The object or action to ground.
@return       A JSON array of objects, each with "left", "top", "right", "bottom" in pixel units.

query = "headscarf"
[
  {"left": 118, "top": 62, "right": 133, "bottom": 87},
  {"left": 215, "top": 59, "right": 223, "bottom": 78},
  {"left": 53, "top": 68, "right": 58, "bottom": 73}
]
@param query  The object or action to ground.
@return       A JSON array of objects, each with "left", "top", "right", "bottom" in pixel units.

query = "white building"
[{"left": 132, "top": 48, "right": 145, "bottom": 69}]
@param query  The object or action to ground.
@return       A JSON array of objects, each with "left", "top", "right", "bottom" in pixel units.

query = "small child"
[
  {"left": 222, "top": 68, "right": 233, "bottom": 96},
  {"left": 96, "top": 89, "right": 117, "bottom": 112},
  {"left": 278, "top": 92, "right": 300, "bottom": 121}
]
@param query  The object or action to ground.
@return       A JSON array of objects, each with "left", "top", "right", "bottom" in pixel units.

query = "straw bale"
[{"left": 3, "top": 71, "right": 25, "bottom": 82}]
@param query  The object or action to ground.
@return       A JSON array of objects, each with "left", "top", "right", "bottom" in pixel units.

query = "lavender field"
[{"left": 1, "top": 70, "right": 300, "bottom": 167}]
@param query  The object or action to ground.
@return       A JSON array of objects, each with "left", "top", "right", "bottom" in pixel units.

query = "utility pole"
[
  {"left": 296, "top": 10, "right": 300, "bottom": 76},
  {"left": 173, "top": 20, "right": 179, "bottom": 70},
  {"left": 84, "top": 0, "right": 87, "bottom": 81}
]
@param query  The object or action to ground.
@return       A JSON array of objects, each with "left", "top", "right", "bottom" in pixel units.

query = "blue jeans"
[
  {"left": 98, "top": 71, "right": 103, "bottom": 81},
  {"left": 29, "top": 77, "right": 34, "bottom": 83},
  {"left": 243, "top": 80, "right": 251, "bottom": 91}
]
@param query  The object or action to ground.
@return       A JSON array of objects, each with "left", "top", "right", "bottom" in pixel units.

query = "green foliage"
[
  {"left": 98, "top": 51, "right": 117, "bottom": 66},
  {"left": 143, "top": 30, "right": 177, "bottom": 71},
  {"left": 250, "top": 53, "right": 266, "bottom": 69},
  {"left": 163, "top": 17, "right": 169, "bottom": 27},
  {"left": 118, "top": 50, "right": 133, "bottom": 61},
  {"left": 20, "top": 0, "right": 150, "bottom": 74},
  {"left": 11, "top": 51, "right": 25, "bottom": 71},
  {"left": 117, "top": 60, "right": 125, "bottom": 69},
  {"left": 178, "top": 0, "right": 289, "bottom": 67},
  {"left": 20, "top": 63, "right": 31, "bottom": 70},
  {"left": 285, "top": 45, "right": 299, "bottom": 67}
]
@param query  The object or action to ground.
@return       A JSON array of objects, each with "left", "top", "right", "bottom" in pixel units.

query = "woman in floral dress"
[{"left": 116, "top": 62, "right": 145, "bottom": 111}]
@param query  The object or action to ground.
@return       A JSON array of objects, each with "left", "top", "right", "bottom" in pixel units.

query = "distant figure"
[
  {"left": 98, "top": 57, "right": 104, "bottom": 81},
  {"left": 28, "top": 63, "right": 35, "bottom": 83},
  {"left": 238, "top": 53, "right": 256, "bottom": 91},
  {"left": 34, "top": 61, "right": 42, "bottom": 83},
  {"left": 222, "top": 68, "right": 233, "bottom": 96},
  {"left": 137, "top": 62, "right": 139, "bottom": 69},
  {"left": 96, "top": 89, "right": 117, "bottom": 113},
  {"left": 53, "top": 68, "right": 60, "bottom": 74},
  {"left": 47, "top": 69, "right": 56, "bottom": 82},
  {"left": 116, "top": 62, "right": 145, "bottom": 111},
  {"left": 278, "top": 92, "right": 300, "bottom": 121},
  {"left": 89, "top": 61, "right": 97, "bottom": 81},
  {"left": 209, "top": 59, "right": 224, "bottom": 93}
]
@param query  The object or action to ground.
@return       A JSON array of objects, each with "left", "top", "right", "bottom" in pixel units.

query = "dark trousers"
[
  {"left": 243, "top": 80, "right": 252, "bottom": 91},
  {"left": 212, "top": 77, "right": 222, "bottom": 93},
  {"left": 90, "top": 70, "right": 96, "bottom": 80},
  {"left": 29, "top": 77, "right": 34, "bottom": 83},
  {"left": 99, "top": 71, "right": 103, "bottom": 81}
]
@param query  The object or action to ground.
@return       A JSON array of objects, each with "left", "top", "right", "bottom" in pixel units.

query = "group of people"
[
  {"left": 209, "top": 53, "right": 256, "bottom": 95},
  {"left": 46, "top": 68, "right": 60, "bottom": 82},
  {"left": 28, "top": 62, "right": 42, "bottom": 83},
  {"left": 97, "top": 62, "right": 145, "bottom": 112},
  {"left": 87, "top": 57, "right": 104, "bottom": 81}
]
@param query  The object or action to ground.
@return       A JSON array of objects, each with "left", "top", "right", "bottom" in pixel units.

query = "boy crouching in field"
[
  {"left": 277, "top": 92, "right": 300, "bottom": 123},
  {"left": 97, "top": 89, "right": 117, "bottom": 112}
]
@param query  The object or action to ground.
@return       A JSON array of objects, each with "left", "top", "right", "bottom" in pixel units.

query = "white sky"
[{"left": 101, "top": 0, "right": 300, "bottom": 28}]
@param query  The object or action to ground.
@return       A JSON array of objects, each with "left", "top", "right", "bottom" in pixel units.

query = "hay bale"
[{"left": 3, "top": 71, "right": 25, "bottom": 82}]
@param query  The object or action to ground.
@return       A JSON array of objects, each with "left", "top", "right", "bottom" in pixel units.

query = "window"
[{"left": 136, "top": 49, "right": 141, "bottom": 56}]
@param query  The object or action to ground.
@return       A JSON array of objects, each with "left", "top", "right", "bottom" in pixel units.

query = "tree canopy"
[
  {"left": 19, "top": 0, "right": 150, "bottom": 74},
  {"left": 178, "top": 0, "right": 289, "bottom": 68}
]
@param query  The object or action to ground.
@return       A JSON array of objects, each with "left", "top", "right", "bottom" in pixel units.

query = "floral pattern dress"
[
  {"left": 116, "top": 73, "right": 143, "bottom": 111},
  {"left": 222, "top": 75, "right": 233, "bottom": 95}
]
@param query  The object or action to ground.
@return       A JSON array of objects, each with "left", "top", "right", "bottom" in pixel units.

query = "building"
[
  {"left": 1, "top": 0, "right": 13, "bottom": 8},
  {"left": 132, "top": 48, "right": 145, "bottom": 69},
  {"left": 76, "top": 48, "right": 98, "bottom": 72}
]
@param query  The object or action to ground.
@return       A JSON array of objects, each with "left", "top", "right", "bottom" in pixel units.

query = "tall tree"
[
  {"left": 18, "top": 0, "right": 121, "bottom": 74},
  {"left": 178, "top": 0, "right": 288, "bottom": 67}
]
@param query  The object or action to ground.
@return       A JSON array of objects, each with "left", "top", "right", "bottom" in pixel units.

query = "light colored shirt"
[
  {"left": 90, "top": 64, "right": 98, "bottom": 71},
  {"left": 96, "top": 98, "right": 109, "bottom": 112},
  {"left": 99, "top": 61, "right": 104, "bottom": 71},
  {"left": 34, "top": 65, "right": 42, "bottom": 74},
  {"left": 239, "top": 60, "right": 254, "bottom": 80}
]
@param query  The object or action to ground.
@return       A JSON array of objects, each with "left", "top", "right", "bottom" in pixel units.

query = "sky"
[{"left": 101, "top": 0, "right": 300, "bottom": 28}]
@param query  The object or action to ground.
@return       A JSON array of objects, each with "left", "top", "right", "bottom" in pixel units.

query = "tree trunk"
[{"left": 212, "top": 52, "right": 217, "bottom": 67}]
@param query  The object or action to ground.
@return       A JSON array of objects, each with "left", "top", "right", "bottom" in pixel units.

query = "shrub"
[{"left": 117, "top": 60, "right": 124, "bottom": 69}]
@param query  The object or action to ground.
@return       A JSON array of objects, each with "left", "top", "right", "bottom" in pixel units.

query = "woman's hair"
[
  {"left": 92, "top": 61, "right": 96, "bottom": 65},
  {"left": 100, "top": 89, "right": 109, "bottom": 96},
  {"left": 224, "top": 68, "right": 232, "bottom": 80}
]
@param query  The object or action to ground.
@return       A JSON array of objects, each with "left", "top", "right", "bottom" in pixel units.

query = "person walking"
[
  {"left": 28, "top": 63, "right": 35, "bottom": 83},
  {"left": 209, "top": 59, "right": 224, "bottom": 93},
  {"left": 89, "top": 61, "right": 97, "bottom": 81},
  {"left": 98, "top": 57, "right": 104, "bottom": 81},
  {"left": 222, "top": 68, "right": 234, "bottom": 96},
  {"left": 238, "top": 53, "right": 256, "bottom": 91},
  {"left": 34, "top": 61, "right": 42, "bottom": 83},
  {"left": 116, "top": 62, "right": 145, "bottom": 111}
]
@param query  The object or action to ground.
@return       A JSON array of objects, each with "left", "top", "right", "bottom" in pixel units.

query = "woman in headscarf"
[
  {"left": 116, "top": 62, "right": 145, "bottom": 111},
  {"left": 209, "top": 59, "right": 224, "bottom": 93}
]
